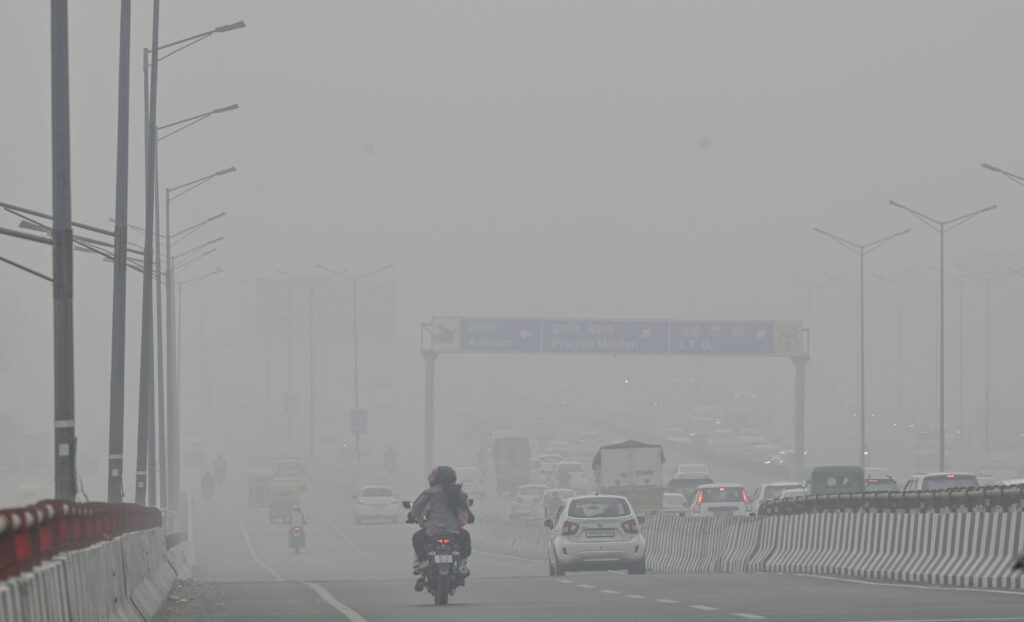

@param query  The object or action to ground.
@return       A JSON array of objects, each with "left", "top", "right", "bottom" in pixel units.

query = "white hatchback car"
[
  {"left": 690, "top": 483, "right": 751, "bottom": 517},
  {"left": 353, "top": 485, "right": 401, "bottom": 524},
  {"left": 545, "top": 495, "right": 647, "bottom": 575},
  {"left": 510, "top": 484, "right": 548, "bottom": 519}
]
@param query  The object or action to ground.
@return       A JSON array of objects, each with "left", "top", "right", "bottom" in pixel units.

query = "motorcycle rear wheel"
[{"left": 434, "top": 572, "right": 449, "bottom": 605}]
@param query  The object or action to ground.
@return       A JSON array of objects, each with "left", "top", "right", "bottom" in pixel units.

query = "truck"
[
  {"left": 492, "top": 436, "right": 531, "bottom": 496},
  {"left": 591, "top": 440, "right": 665, "bottom": 512}
]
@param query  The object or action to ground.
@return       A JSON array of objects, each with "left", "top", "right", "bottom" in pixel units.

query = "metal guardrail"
[
  {"left": 760, "top": 484, "right": 1024, "bottom": 516},
  {"left": 0, "top": 500, "right": 161, "bottom": 580}
]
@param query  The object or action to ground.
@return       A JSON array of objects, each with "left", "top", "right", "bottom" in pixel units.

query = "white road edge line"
[
  {"left": 692, "top": 605, "right": 720, "bottom": 611},
  {"left": 306, "top": 582, "right": 370, "bottom": 622},
  {"left": 731, "top": 614, "right": 767, "bottom": 620},
  {"left": 840, "top": 618, "right": 1024, "bottom": 622},
  {"left": 788, "top": 573, "right": 1024, "bottom": 598},
  {"left": 234, "top": 513, "right": 283, "bottom": 582}
]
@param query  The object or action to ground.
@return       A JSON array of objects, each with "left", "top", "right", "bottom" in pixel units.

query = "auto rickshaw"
[
  {"left": 268, "top": 480, "right": 301, "bottom": 523},
  {"left": 247, "top": 469, "right": 273, "bottom": 507}
]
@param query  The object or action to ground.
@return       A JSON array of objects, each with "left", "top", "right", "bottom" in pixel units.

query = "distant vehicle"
[
  {"left": 268, "top": 480, "right": 301, "bottom": 523},
  {"left": 491, "top": 430, "right": 516, "bottom": 441},
  {"left": 546, "top": 442, "right": 573, "bottom": 460},
  {"left": 865, "top": 467, "right": 893, "bottom": 480},
  {"left": 666, "top": 476, "right": 715, "bottom": 500},
  {"left": 492, "top": 436, "right": 531, "bottom": 495},
  {"left": 543, "top": 488, "right": 575, "bottom": 519},
  {"left": 354, "top": 484, "right": 400, "bottom": 524},
  {"left": 456, "top": 466, "right": 486, "bottom": 499},
  {"left": 536, "top": 454, "right": 563, "bottom": 476},
  {"left": 511, "top": 484, "right": 548, "bottom": 519},
  {"left": 662, "top": 492, "right": 689, "bottom": 516},
  {"left": 675, "top": 464, "right": 711, "bottom": 478},
  {"left": 706, "top": 429, "right": 743, "bottom": 453},
  {"left": 809, "top": 466, "right": 864, "bottom": 496},
  {"left": 247, "top": 469, "right": 273, "bottom": 507},
  {"left": 749, "top": 482, "right": 804, "bottom": 513},
  {"left": 779, "top": 488, "right": 806, "bottom": 501},
  {"left": 271, "top": 458, "right": 307, "bottom": 492},
  {"left": 865, "top": 477, "right": 900, "bottom": 492},
  {"left": 690, "top": 484, "right": 751, "bottom": 517},
  {"left": 593, "top": 440, "right": 665, "bottom": 512},
  {"left": 553, "top": 461, "right": 589, "bottom": 492},
  {"left": 976, "top": 475, "right": 999, "bottom": 487},
  {"left": 1002, "top": 478, "right": 1024, "bottom": 487},
  {"left": 544, "top": 495, "right": 647, "bottom": 575},
  {"left": 529, "top": 458, "right": 544, "bottom": 483},
  {"left": 903, "top": 472, "right": 979, "bottom": 492}
]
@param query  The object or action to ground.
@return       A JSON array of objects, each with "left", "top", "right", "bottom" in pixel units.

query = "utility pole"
[
  {"left": 107, "top": 0, "right": 131, "bottom": 503},
  {"left": 51, "top": 0, "right": 77, "bottom": 502}
]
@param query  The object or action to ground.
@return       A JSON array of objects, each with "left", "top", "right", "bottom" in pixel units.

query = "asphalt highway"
[{"left": 158, "top": 471, "right": 1024, "bottom": 622}]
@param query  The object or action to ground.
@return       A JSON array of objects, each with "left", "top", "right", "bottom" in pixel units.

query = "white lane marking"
[
  {"left": 692, "top": 605, "right": 720, "bottom": 611},
  {"left": 656, "top": 598, "right": 679, "bottom": 604},
  {"left": 557, "top": 579, "right": 573, "bottom": 584},
  {"left": 731, "top": 615, "right": 766, "bottom": 620},
  {"left": 306, "top": 582, "right": 369, "bottom": 622},
  {"left": 789, "top": 573, "right": 1024, "bottom": 598},
  {"left": 234, "top": 514, "right": 283, "bottom": 582},
  {"left": 840, "top": 619, "right": 1024, "bottom": 622},
  {"left": 475, "top": 550, "right": 546, "bottom": 565},
  {"left": 577, "top": 584, "right": 595, "bottom": 589},
  {"left": 600, "top": 589, "right": 619, "bottom": 594},
  {"left": 330, "top": 524, "right": 374, "bottom": 560},
  {"left": 626, "top": 594, "right": 646, "bottom": 599}
]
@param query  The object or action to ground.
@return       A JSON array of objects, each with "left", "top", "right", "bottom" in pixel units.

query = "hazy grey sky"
[{"left": 3, "top": 2, "right": 1024, "bottom": 492}]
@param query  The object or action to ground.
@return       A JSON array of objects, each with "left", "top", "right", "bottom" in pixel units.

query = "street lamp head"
[
  {"left": 981, "top": 163, "right": 1002, "bottom": 174},
  {"left": 889, "top": 200, "right": 908, "bottom": 210},
  {"left": 18, "top": 220, "right": 49, "bottom": 233},
  {"left": 213, "top": 104, "right": 239, "bottom": 114},
  {"left": 214, "top": 20, "right": 246, "bottom": 33},
  {"left": 215, "top": 166, "right": 237, "bottom": 176}
]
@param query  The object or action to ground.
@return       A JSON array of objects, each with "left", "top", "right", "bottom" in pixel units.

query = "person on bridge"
[{"left": 409, "top": 466, "right": 474, "bottom": 579}]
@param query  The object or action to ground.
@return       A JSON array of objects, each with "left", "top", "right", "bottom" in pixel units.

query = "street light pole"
[
  {"left": 51, "top": 0, "right": 77, "bottom": 501},
  {"left": 813, "top": 227, "right": 909, "bottom": 467},
  {"left": 107, "top": 0, "right": 131, "bottom": 504},
  {"left": 890, "top": 200, "right": 997, "bottom": 470}
]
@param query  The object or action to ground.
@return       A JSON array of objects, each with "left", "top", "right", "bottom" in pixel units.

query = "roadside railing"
[
  {"left": 760, "top": 484, "right": 1024, "bottom": 516},
  {"left": 0, "top": 500, "right": 161, "bottom": 581}
]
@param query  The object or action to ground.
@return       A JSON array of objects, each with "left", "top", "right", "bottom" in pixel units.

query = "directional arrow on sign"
[
  {"left": 520, "top": 329, "right": 533, "bottom": 339},
  {"left": 640, "top": 329, "right": 652, "bottom": 340}
]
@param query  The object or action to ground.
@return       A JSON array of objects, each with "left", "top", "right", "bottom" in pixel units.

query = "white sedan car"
[
  {"left": 545, "top": 495, "right": 647, "bottom": 575},
  {"left": 354, "top": 485, "right": 401, "bottom": 524}
]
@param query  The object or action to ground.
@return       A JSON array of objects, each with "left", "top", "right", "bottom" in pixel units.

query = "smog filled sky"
[{"left": 4, "top": 1, "right": 1024, "bottom": 500}]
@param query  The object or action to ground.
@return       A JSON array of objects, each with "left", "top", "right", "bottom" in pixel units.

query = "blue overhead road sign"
[{"left": 431, "top": 317, "right": 804, "bottom": 357}]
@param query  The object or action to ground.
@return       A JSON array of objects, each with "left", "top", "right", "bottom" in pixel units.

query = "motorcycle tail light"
[
  {"left": 436, "top": 538, "right": 451, "bottom": 545},
  {"left": 622, "top": 518, "right": 639, "bottom": 534},
  {"left": 561, "top": 521, "right": 580, "bottom": 536}
]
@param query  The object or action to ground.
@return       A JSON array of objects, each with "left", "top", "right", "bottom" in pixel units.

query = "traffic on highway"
[{"left": 6, "top": 2, "right": 1024, "bottom": 621}]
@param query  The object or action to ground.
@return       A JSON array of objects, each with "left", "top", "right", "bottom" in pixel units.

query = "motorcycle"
[
  {"left": 288, "top": 524, "right": 306, "bottom": 553},
  {"left": 403, "top": 501, "right": 468, "bottom": 606}
]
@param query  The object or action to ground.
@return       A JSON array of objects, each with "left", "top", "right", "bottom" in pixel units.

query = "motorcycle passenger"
[
  {"left": 410, "top": 466, "right": 474, "bottom": 577},
  {"left": 289, "top": 505, "right": 307, "bottom": 525}
]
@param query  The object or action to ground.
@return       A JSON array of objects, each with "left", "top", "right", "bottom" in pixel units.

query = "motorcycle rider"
[
  {"left": 409, "top": 466, "right": 474, "bottom": 580},
  {"left": 288, "top": 505, "right": 307, "bottom": 549}
]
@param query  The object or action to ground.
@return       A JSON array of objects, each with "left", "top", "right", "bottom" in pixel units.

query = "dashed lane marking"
[
  {"left": 731, "top": 614, "right": 766, "bottom": 620},
  {"left": 626, "top": 594, "right": 646, "bottom": 599},
  {"left": 557, "top": 579, "right": 573, "bottom": 584},
  {"left": 234, "top": 513, "right": 283, "bottom": 582},
  {"left": 692, "top": 605, "right": 720, "bottom": 611},
  {"left": 600, "top": 589, "right": 619, "bottom": 594},
  {"left": 790, "top": 573, "right": 1024, "bottom": 598},
  {"left": 577, "top": 584, "right": 595, "bottom": 589},
  {"left": 656, "top": 599, "right": 679, "bottom": 604}
]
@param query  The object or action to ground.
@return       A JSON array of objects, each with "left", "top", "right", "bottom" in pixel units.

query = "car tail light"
[
  {"left": 622, "top": 519, "right": 639, "bottom": 534},
  {"left": 742, "top": 489, "right": 751, "bottom": 511},
  {"left": 561, "top": 521, "right": 580, "bottom": 536},
  {"left": 292, "top": 527, "right": 302, "bottom": 534},
  {"left": 945, "top": 474, "right": 956, "bottom": 479},
  {"left": 391, "top": 497, "right": 397, "bottom": 504}
]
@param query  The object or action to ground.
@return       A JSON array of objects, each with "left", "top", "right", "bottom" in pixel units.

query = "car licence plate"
[
  {"left": 434, "top": 554, "right": 453, "bottom": 564},
  {"left": 585, "top": 529, "right": 616, "bottom": 538}
]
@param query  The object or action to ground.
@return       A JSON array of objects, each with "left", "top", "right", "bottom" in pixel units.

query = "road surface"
[{"left": 159, "top": 471, "right": 1024, "bottom": 622}]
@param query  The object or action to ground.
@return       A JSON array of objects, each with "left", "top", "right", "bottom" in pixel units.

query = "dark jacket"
[{"left": 411, "top": 484, "right": 472, "bottom": 536}]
